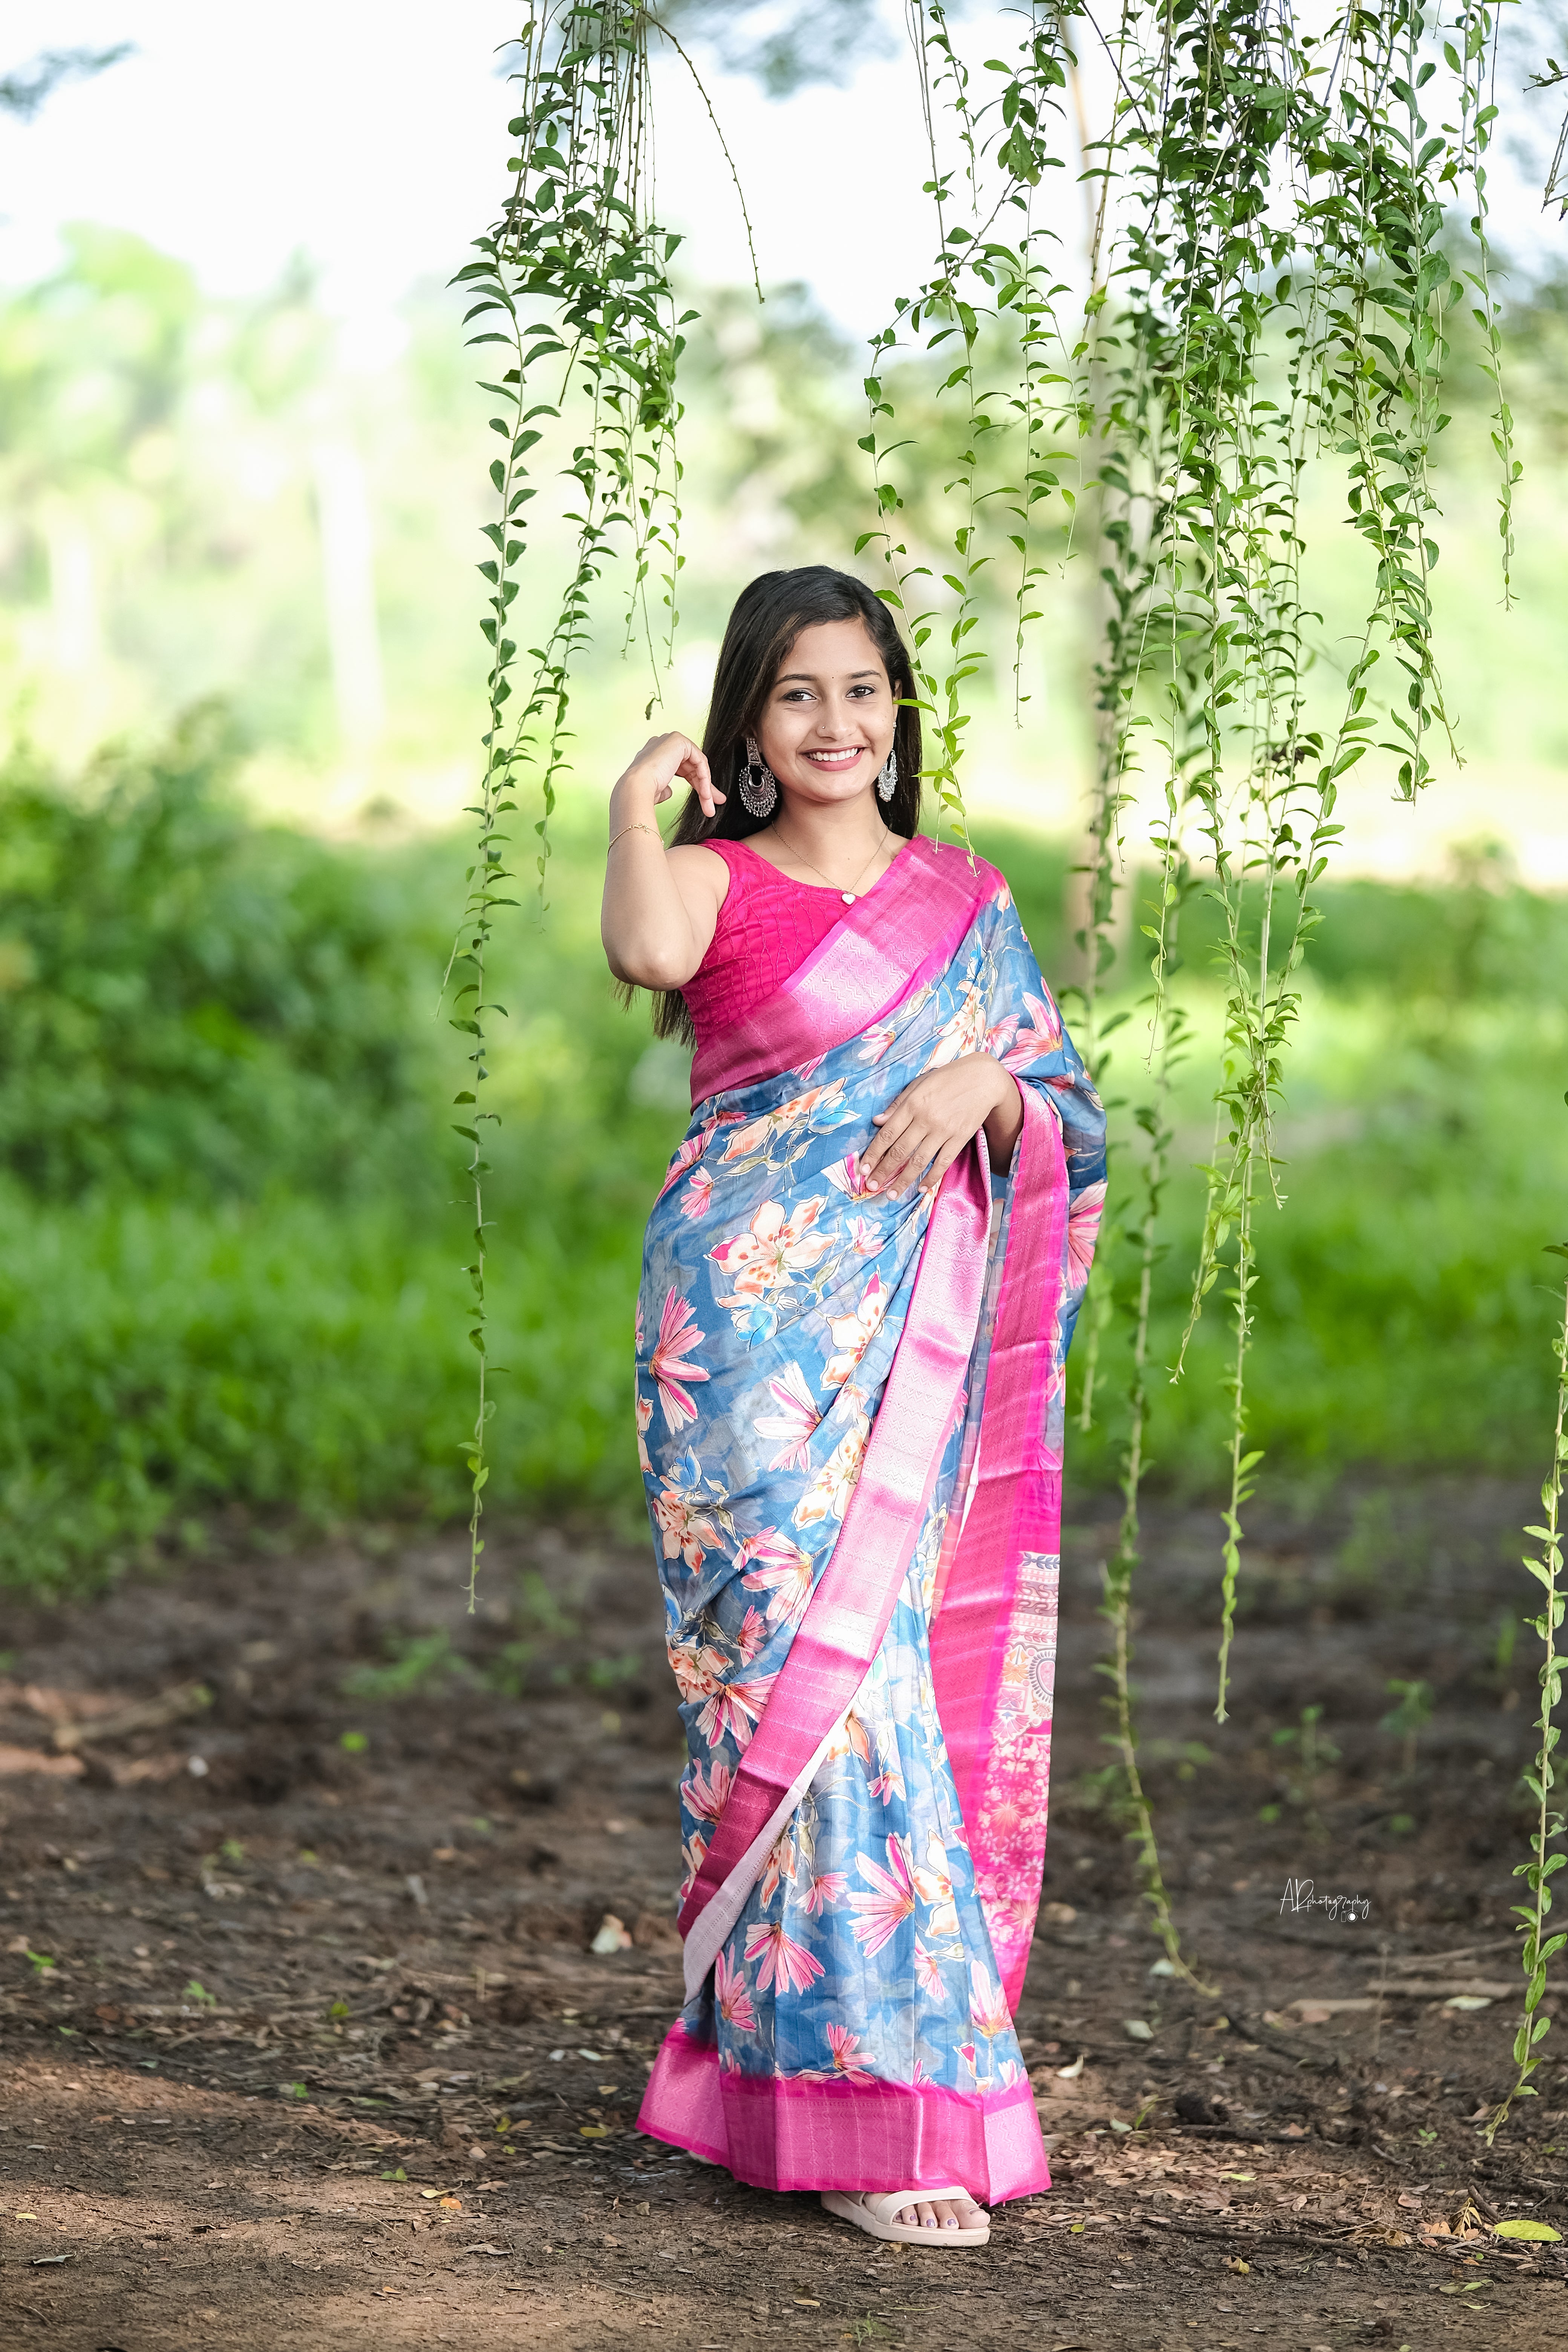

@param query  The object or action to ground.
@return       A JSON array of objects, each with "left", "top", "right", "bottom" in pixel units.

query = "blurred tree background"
[{"left": 1, "top": 108, "right": 1567, "bottom": 1590}]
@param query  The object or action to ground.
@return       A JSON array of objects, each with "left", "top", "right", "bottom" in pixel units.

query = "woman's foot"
[
  {"left": 890, "top": 2192, "right": 985, "bottom": 2233},
  {"left": 820, "top": 2188, "right": 990, "bottom": 2247}
]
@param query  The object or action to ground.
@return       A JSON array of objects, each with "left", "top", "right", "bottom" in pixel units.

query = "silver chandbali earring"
[
  {"left": 876, "top": 746, "right": 898, "bottom": 803},
  {"left": 738, "top": 733, "right": 777, "bottom": 820}
]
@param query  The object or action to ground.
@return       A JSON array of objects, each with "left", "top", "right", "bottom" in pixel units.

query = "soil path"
[{"left": 2, "top": 1477, "right": 1565, "bottom": 2347}]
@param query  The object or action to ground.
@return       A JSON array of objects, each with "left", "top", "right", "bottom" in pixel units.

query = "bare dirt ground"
[{"left": 2, "top": 1474, "right": 1565, "bottom": 2350}]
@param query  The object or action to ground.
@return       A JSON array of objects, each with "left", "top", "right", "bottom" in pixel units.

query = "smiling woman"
[{"left": 599, "top": 566, "right": 1107, "bottom": 2250}]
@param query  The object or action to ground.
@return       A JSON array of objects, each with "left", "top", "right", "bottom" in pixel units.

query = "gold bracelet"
[{"left": 607, "top": 821, "right": 662, "bottom": 854}]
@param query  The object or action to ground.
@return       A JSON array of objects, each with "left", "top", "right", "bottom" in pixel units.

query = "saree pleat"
[{"left": 632, "top": 838, "right": 1106, "bottom": 2202}]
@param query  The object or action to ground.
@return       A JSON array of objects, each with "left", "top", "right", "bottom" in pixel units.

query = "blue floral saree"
[{"left": 632, "top": 835, "right": 1106, "bottom": 2203}]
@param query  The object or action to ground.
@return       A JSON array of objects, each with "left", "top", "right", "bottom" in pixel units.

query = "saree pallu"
[{"left": 632, "top": 835, "right": 1106, "bottom": 2204}]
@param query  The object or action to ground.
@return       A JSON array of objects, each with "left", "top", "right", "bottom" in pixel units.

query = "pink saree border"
[
  {"left": 637, "top": 2024, "right": 1049, "bottom": 2203},
  {"left": 689, "top": 834, "right": 997, "bottom": 1105},
  {"left": 677, "top": 1133, "right": 992, "bottom": 1948},
  {"left": 929, "top": 1085, "right": 1069, "bottom": 2009}
]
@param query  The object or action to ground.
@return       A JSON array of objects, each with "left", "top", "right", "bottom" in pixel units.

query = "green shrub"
[
  {"left": 0, "top": 711, "right": 447, "bottom": 1198},
  {"left": 0, "top": 757, "right": 1562, "bottom": 1595}
]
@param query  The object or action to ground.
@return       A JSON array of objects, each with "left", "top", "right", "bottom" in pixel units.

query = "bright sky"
[
  {"left": 0, "top": 0, "right": 960, "bottom": 355},
  {"left": 4, "top": 3, "right": 1559, "bottom": 337},
  {"left": 5, "top": 3, "right": 1566, "bottom": 876}
]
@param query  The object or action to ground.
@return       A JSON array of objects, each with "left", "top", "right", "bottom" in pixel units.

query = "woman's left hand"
[{"left": 861, "top": 1054, "right": 1023, "bottom": 1197}]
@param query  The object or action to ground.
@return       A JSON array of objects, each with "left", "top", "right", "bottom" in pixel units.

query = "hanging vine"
[
  {"left": 858, "top": 2, "right": 1076, "bottom": 840},
  {"left": 1484, "top": 1244, "right": 1568, "bottom": 2145},
  {"left": 461, "top": 0, "right": 1556, "bottom": 2099},
  {"left": 447, "top": 5, "right": 709, "bottom": 1603},
  {"left": 849, "top": 0, "right": 1522, "bottom": 1958}
]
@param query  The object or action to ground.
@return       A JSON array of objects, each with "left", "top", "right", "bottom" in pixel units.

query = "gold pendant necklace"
[{"left": 773, "top": 822, "right": 891, "bottom": 904}]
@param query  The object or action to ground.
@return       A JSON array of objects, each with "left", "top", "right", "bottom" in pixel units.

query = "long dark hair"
[{"left": 647, "top": 565, "right": 923, "bottom": 1044}]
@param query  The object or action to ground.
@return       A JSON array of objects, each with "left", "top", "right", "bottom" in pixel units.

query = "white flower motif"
[
  {"left": 925, "top": 981, "right": 991, "bottom": 1069},
  {"left": 753, "top": 1360, "right": 820, "bottom": 1471},
  {"left": 792, "top": 1399, "right": 870, "bottom": 1530},
  {"left": 738, "top": 1527, "right": 815, "bottom": 1628},
  {"left": 823, "top": 1271, "right": 889, "bottom": 1392},
  {"left": 708, "top": 1197, "right": 833, "bottom": 1324}
]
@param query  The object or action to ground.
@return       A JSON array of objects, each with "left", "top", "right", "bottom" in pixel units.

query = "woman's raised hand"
[
  {"left": 861, "top": 1054, "right": 1024, "bottom": 1197},
  {"left": 616, "top": 731, "right": 724, "bottom": 824},
  {"left": 602, "top": 730, "right": 730, "bottom": 991}
]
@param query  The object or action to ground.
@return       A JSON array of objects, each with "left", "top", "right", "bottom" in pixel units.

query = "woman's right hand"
[
  {"left": 602, "top": 732, "right": 729, "bottom": 992},
  {"left": 613, "top": 732, "right": 725, "bottom": 825}
]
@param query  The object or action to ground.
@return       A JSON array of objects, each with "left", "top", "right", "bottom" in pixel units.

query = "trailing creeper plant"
[{"left": 1484, "top": 1244, "right": 1568, "bottom": 2147}]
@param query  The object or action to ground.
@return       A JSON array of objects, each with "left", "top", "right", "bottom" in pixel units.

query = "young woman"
[{"left": 602, "top": 566, "right": 1106, "bottom": 2249}]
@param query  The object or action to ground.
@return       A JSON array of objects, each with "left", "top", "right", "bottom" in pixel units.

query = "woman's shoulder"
[{"left": 667, "top": 839, "right": 733, "bottom": 898}]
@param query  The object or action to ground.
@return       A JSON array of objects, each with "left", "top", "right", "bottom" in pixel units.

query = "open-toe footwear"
[{"left": 821, "top": 2188, "right": 990, "bottom": 2248}]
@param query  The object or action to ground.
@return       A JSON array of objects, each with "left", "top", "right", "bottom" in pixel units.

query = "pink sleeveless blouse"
[{"left": 681, "top": 838, "right": 853, "bottom": 1058}]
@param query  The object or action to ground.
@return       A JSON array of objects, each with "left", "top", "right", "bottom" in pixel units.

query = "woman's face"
[{"left": 753, "top": 618, "right": 898, "bottom": 811}]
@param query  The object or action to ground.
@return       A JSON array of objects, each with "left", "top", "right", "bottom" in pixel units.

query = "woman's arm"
[{"left": 601, "top": 733, "right": 730, "bottom": 989}]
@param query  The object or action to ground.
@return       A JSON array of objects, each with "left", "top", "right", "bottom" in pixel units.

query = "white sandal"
[{"left": 821, "top": 2187, "right": 990, "bottom": 2248}]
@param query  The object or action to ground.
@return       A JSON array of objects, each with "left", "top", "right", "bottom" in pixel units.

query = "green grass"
[
  {"left": 0, "top": 766, "right": 1564, "bottom": 1593},
  {"left": 0, "top": 1177, "right": 649, "bottom": 1592},
  {"left": 1070, "top": 984, "right": 1568, "bottom": 1495}
]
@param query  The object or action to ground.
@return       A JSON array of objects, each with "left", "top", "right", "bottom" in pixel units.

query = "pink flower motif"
[
  {"left": 714, "top": 1945, "right": 757, "bottom": 2032},
  {"left": 649, "top": 1289, "right": 709, "bottom": 1431},
  {"left": 957, "top": 2040, "right": 978, "bottom": 2076},
  {"left": 823, "top": 1271, "right": 889, "bottom": 1391},
  {"left": 996, "top": 2058, "right": 1024, "bottom": 2089},
  {"left": 655, "top": 1132, "right": 707, "bottom": 1203},
  {"left": 856, "top": 1023, "right": 896, "bottom": 1064},
  {"left": 683, "top": 1758, "right": 732, "bottom": 1824},
  {"left": 968, "top": 1959, "right": 1011, "bottom": 2040},
  {"left": 743, "top": 1918, "right": 826, "bottom": 1996},
  {"left": 912, "top": 1938, "right": 944, "bottom": 1996},
  {"left": 708, "top": 1196, "right": 832, "bottom": 1306},
  {"left": 753, "top": 1360, "right": 820, "bottom": 1471},
  {"left": 680, "top": 1165, "right": 714, "bottom": 1220},
  {"left": 825, "top": 2021, "right": 874, "bottom": 2083},
  {"left": 824, "top": 1153, "right": 875, "bottom": 1200},
  {"left": 734, "top": 1604, "right": 768, "bottom": 1665},
  {"left": 635, "top": 1391, "right": 653, "bottom": 1474},
  {"left": 695, "top": 1672, "right": 778, "bottom": 1752},
  {"left": 652, "top": 1473, "right": 721, "bottom": 1570},
  {"left": 1000, "top": 991, "right": 1063, "bottom": 1072},
  {"left": 667, "top": 1635, "right": 727, "bottom": 1707},
  {"left": 739, "top": 1527, "right": 815, "bottom": 1629},
  {"left": 801, "top": 1870, "right": 848, "bottom": 1917},
  {"left": 845, "top": 1214, "right": 881, "bottom": 1256},
  {"left": 848, "top": 1835, "right": 918, "bottom": 1957},
  {"left": 1067, "top": 1177, "right": 1107, "bottom": 1288}
]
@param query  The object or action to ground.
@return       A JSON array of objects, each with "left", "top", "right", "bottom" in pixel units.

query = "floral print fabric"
[{"left": 635, "top": 872, "right": 1106, "bottom": 2161}]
